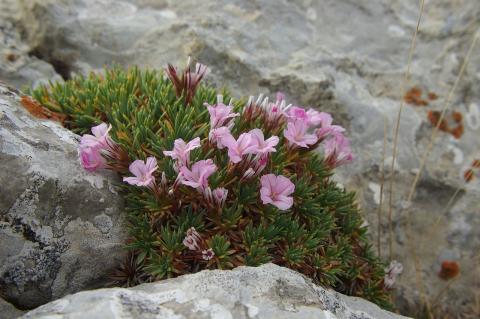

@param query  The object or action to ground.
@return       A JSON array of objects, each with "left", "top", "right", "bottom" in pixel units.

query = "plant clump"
[{"left": 31, "top": 61, "right": 393, "bottom": 309}]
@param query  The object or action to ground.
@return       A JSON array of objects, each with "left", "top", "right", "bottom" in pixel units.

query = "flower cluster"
[
  {"left": 78, "top": 77, "right": 354, "bottom": 270},
  {"left": 36, "top": 63, "right": 392, "bottom": 308},
  {"left": 80, "top": 91, "right": 353, "bottom": 211},
  {"left": 283, "top": 105, "right": 352, "bottom": 166}
]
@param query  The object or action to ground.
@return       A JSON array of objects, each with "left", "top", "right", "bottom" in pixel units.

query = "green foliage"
[{"left": 31, "top": 65, "right": 393, "bottom": 310}]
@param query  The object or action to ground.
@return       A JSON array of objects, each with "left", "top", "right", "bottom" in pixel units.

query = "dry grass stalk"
[
  {"left": 377, "top": 115, "right": 388, "bottom": 257},
  {"left": 387, "top": 0, "right": 425, "bottom": 260}
]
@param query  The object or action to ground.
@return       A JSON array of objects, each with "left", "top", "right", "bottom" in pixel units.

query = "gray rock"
[
  {"left": 21, "top": 264, "right": 409, "bottom": 319},
  {"left": 0, "top": 0, "right": 62, "bottom": 89},
  {"left": 2, "top": 0, "right": 480, "bottom": 314},
  {"left": 0, "top": 298, "right": 25, "bottom": 319},
  {"left": 0, "top": 83, "right": 127, "bottom": 309}
]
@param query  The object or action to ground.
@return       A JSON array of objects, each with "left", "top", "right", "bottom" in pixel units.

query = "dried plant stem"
[
  {"left": 430, "top": 278, "right": 458, "bottom": 309},
  {"left": 387, "top": 0, "right": 425, "bottom": 260},
  {"left": 430, "top": 185, "right": 462, "bottom": 231},
  {"left": 377, "top": 116, "right": 388, "bottom": 257},
  {"left": 404, "top": 30, "right": 479, "bottom": 314},
  {"left": 411, "top": 184, "right": 463, "bottom": 248}
]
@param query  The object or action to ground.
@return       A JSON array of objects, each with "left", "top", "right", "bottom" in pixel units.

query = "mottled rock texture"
[
  {"left": 0, "top": 0, "right": 61, "bottom": 89},
  {"left": 0, "top": 298, "right": 24, "bottom": 319},
  {"left": 21, "top": 264, "right": 409, "bottom": 319},
  {"left": 1, "top": 0, "right": 479, "bottom": 315},
  {"left": 0, "top": 83, "right": 127, "bottom": 310}
]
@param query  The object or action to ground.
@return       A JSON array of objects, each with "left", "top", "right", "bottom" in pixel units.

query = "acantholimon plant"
[{"left": 31, "top": 61, "right": 393, "bottom": 309}]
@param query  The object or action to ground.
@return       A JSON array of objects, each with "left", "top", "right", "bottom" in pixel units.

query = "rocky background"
[{"left": 1, "top": 0, "right": 479, "bottom": 317}]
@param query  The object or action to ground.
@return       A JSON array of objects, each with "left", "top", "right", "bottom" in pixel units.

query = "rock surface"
[
  {"left": 0, "top": 0, "right": 61, "bottom": 89},
  {"left": 1, "top": 0, "right": 479, "bottom": 315},
  {"left": 0, "top": 83, "right": 127, "bottom": 310},
  {"left": 21, "top": 264, "right": 408, "bottom": 319},
  {"left": 0, "top": 298, "right": 25, "bottom": 319}
]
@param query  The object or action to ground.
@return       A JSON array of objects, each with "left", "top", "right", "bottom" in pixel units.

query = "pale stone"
[{"left": 22, "top": 264, "right": 409, "bottom": 319}]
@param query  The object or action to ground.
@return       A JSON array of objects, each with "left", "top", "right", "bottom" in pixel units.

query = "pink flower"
[
  {"left": 285, "top": 107, "right": 326, "bottom": 127},
  {"left": 78, "top": 123, "right": 114, "bottom": 172},
  {"left": 80, "top": 123, "right": 112, "bottom": 148},
  {"left": 183, "top": 227, "right": 202, "bottom": 251},
  {"left": 190, "top": 62, "right": 208, "bottom": 84},
  {"left": 384, "top": 260, "right": 403, "bottom": 288},
  {"left": 202, "top": 248, "right": 215, "bottom": 260},
  {"left": 323, "top": 133, "right": 353, "bottom": 167},
  {"left": 180, "top": 159, "right": 217, "bottom": 190},
  {"left": 79, "top": 146, "right": 106, "bottom": 172},
  {"left": 260, "top": 174, "right": 295, "bottom": 210},
  {"left": 212, "top": 187, "right": 228, "bottom": 206},
  {"left": 163, "top": 137, "right": 201, "bottom": 167},
  {"left": 286, "top": 106, "right": 309, "bottom": 123},
  {"left": 205, "top": 96, "right": 239, "bottom": 129},
  {"left": 165, "top": 58, "right": 208, "bottom": 104},
  {"left": 314, "top": 112, "right": 345, "bottom": 140},
  {"left": 283, "top": 120, "right": 318, "bottom": 148},
  {"left": 261, "top": 94, "right": 291, "bottom": 123},
  {"left": 305, "top": 109, "right": 325, "bottom": 126},
  {"left": 249, "top": 129, "right": 279, "bottom": 155},
  {"left": 316, "top": 125, "right": 345, "bottom": 140},
  {"left": 222, "top": 132, "right": 258, "bottom": 163},
  {"left": 209, "top": 126, "right": 231, "bottom": 149},
  {"left": 241, "top": 168, "right": 255, "bottom": 180},
  {"left": 276, "top": 92, "right": 285, "bottom": 102},
  {"left": 123, "top": 157, "right": 158, "bottom": 187}
]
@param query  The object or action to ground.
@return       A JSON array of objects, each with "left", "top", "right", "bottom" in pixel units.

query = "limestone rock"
[
  {"left": 0, "top": 83, "right": 127, "bottom": 309},
  {"left": 0, "top": 0, "right": 62, "bottom": 89},
  {"left": 0, "top": 298, "right": 25, "bottom": 319},
  {"left": 21, "top": 264, "right": 409, "bottom": 319}
]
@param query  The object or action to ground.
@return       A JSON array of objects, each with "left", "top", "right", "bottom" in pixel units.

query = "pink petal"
[
  {"left": 220, "top": 133, "right": 237, "bottom": 150},
  {"left": 260, "top": 187, "right": 273, "bottom": 204},
  {"left": 129, "top": 160, "right": 147, "bottom": 177},
  {"left": 91, "top": 123, "right": 110, "bottom": 138},
  {"left": 163, "top": 150, "right": 176, "bottom": 158},
  {"left": 249, "top": 128, "right": 264, "bottom": 144},
  {"left": 265, "top": 136, "right": 279, "bottom": 148},
  {"left": 302, "top": 133, "right": 318, "bottom": 145},
  {"left": 185, "top": 137, "right": 201, "bottom": 152},
  {"left": 145, "top": 157, "right": 158, "bottom": 173},
  {"left": 272, "top": 195, "right": 293, "bottom": 210},
  {"left": 182, "top": 180, "right": 201, "bottom": 188},
  {"left": 123, "top": 177, "right": 142, "bottom": 186},
  {"left": 275, "top": 175, "right": 295, "bottom": 196}
]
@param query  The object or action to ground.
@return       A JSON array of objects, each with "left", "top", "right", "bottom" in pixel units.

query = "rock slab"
[
  {"left": 0, "top": 83, "right": 127, "bottom": 310},
  {"left": 21, "top": 263, "right": 408, "bottom": 319}
]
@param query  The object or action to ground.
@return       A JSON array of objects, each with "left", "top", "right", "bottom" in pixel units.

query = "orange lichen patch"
[
  {"left": 407, "top": 86, "right": 422, "bottom": 98},
  {"left": 452, "top": 111, "right": 463, "bottom": 123},
  {"left": 449, "top": 125, "right": 464, "bottom": 139},
  {"left": 20, "top": 96, "right": 66, "bottom": 123},
  {"left": 428, "top": 92, "right": 438, "bottom": 100},
  {"left": 404, "top": 86, "right": 429, "bottom": 106},
  {"left": 428, "top": 111, "right": 449, "bottom": 132},
  {"left": 464, "top": 169, "right": 475, "bottom": 183},
  {"left": 438, "top": 260, "right": 460, "bottom": 280},
  {"left": 472, "top": 160, "right": 480, "bottom": 168},
  {"left": 427, "top": 110, "right": 465, "bottom": 139}
]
